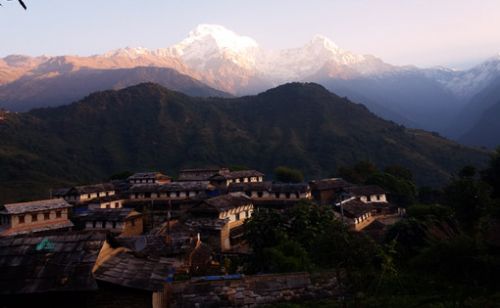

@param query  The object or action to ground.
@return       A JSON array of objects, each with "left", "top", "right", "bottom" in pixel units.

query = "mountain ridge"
[{"left": 0, "top": 82, "right": 488, "bottom": 203}]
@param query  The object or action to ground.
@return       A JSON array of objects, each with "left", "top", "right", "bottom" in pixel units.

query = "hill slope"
[
  {"left": 0, "top": 82, "right": 488, "bottom": 203},
  {"left": 460, "top": 100, "right": 500, "bottom": 148}
]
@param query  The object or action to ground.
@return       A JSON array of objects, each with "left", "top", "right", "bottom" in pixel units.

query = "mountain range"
[
  {"left": 0, "top": 82, "right": 488, "bottom": 203},
  {"left": 1, "top": 24, "right": 499, "bottom": 148}
]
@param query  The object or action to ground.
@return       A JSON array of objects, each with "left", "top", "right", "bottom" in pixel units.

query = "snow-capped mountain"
[
  {"left": 440, "top": 54, "right": 500, "bottom": 98},
  {"left": 169, "top": 24, "right": 260, "bottom": 69},
  {"left": 1, "top": 24, "right": 500, "bottom": 142}
]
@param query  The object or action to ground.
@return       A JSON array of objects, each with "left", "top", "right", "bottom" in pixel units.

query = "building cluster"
[{"left": 0, "top": 167, "right": 403, "bottom": 307}]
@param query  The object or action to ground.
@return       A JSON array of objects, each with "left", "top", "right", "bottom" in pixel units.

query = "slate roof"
[
  {"left": 76, "top": 208, "right": 141, "bottom": 222},
  {"left": 201, "top": 193, "right": 252, "bottom": 212},
  {"left": 339, "top": 199, "right": 372, "bottom": 218},
  {"left": 111, "top": 235, "right": 172, "bottom": 257},
  {"left": 0, "top": 232, "right": 106, "bottom": 294},
  {"left": 178, "top": 168, "right": 228, "bottom": 181},
  {"left": 128, "top": 172, "right": 171, "bottom": 181},
  {"left": 129, "top": 181, "right": 214, "bottom": 193},
  {"left": 69, "top": 183, "right": 115, "bottom": 195},
  {"left": 87, "top": 195, "right": 124, "bottom": 204},
  {"left": 185, "top": 217, "right": 230, "bottom": 230},
  {"left": 309, "top": 178, "right": 351, "bottom": 191},
  {"left": 210, "top": 170, "right": 264, "bottom": 181},
  {"left": 93, "top": 252, "right": 172, "bottom": 291},
  {"left": 1, "top": 220, "right": 75, "bottom": 237},
  {"left": 344, "top": 185, "right": 386, "bottom": 196},
  {"left": 1, "top": 198, "right": 72, "bottom": 215},
  {"left": 228, "top": 181, "right": 310, "bottom": 193}
]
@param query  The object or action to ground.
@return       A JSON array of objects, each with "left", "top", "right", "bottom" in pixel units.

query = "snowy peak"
[
  {"left": 309, "top": 35, "right": 339, "bottom": 51},
  {"left": 184, "top": 24, "right": 258, "bottom": 52},
  {"left": 103, "top": 47, "right": 152, "bottom": 59},
  {"left": 171, "top": 24, "right": 259, "bottom": 58}
]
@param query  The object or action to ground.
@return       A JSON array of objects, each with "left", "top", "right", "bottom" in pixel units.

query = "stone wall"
[{"left": 168, "top": 272, "right": 339, "bottom": 307}]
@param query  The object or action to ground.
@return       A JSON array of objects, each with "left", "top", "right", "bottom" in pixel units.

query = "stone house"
[
  {"left": 186, "top": 193, "right": 254, "bottom": 252},
  {"left": 178, "top": 168, "right": 230, "bottom": 181},
  {"left": 309, "top": 178, "right": 352, "bottom": 205},
  {"left": 209, "top": 170, "right": 265, "bottom": 188},
  {"left": 342, "top": 185, "right": 388, "bottom": 203},
  {"left": 61, "top": 183, "right": 116, "bottom": 204},
  {"left": 228, "top": 182, "right": 312, "bottom": 207},
  {"left": 0, "top": 199, "right": 73, "bottom": 236},
  {"left": 75, "top": 208, "right": 143, "bottom": 236},
  {"left": 336, "top": 198, "right": 373, "bottom": 231},
  {"left": 127, "top": 172, "right": 172, "bottom": 185},
  {"left": 128, "top": 181, "right": 215, "bottom": 201},
  {"left": 178, "top": 168, "right": 264, "bottom": 188},
  {"left": 87, "top": 195, "right": 125, "bottom": 210}
]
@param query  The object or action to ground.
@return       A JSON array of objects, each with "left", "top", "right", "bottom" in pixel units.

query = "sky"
[{"left": 1, "top": 0, "right": 500, "bottom": 69}]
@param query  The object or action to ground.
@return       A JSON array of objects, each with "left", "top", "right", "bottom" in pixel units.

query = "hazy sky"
[{"left": 2, "top": 0, "right": 500, "bottom": 69}]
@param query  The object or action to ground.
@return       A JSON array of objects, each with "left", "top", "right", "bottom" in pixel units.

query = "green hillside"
[{"left": 0, "top": 82, "right": 489, "bottom": 203}]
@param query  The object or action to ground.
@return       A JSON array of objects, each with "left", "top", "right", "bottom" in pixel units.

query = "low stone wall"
[{"left": 168, "top": 272, "right": 339, "bottom": 307}]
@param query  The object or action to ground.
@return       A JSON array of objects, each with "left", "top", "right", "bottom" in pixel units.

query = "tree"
[
  {"left": 274, "top": 166, "right": 304, "bottom": 183},
  {"left": 481, "top": 147, "right": 500, "bottom": 199},
  {"left": 443, "top": 176, "right": 492, "bottom": 232},
  {"left": 367, "top": 172, "right": 417, "bottom": 207},
  {"left": 384, "top": 165, "right": 413, "bottom": 182},
  {"left": 338, "top": 161, "right": 378, "bottom": 184}
]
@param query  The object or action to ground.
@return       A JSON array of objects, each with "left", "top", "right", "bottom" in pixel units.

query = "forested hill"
[{"left": 0, "top": 82, "right": 489, "bottom": 203}]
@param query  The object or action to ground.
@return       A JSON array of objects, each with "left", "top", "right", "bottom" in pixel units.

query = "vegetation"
[
  {"left": 0, "top": 82, "right": 489, "bottom": 203},
  {"left": 274, "top": 166, "right": 304, "bottom": 183},
  {"left": 244, "top": 153, "right": 500, "bottom": 306}
]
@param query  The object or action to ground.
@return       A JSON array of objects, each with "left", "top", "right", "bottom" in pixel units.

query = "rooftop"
[
  {"left": 344, "top": 185, "right": 386, "bottom": 196},
  {"left": 228, "top": 181, "right": 310, "bottom": 193},
  {"left": 129, "top": 181, "right": 214, "bottom": 193},
  {"left": 1, "top": 198, "right": 72, "bottom": 215},
  {"left": 0, "top": 232, "right": 106, "bottom": 294},
  {"left": 76, "top": 208, "right": 142, "bottom": 222},
  {"left": 339, "top": 198, "right": 372, "bottom": 218},
  {"left": 69, "top": 183, "right": 115, "bottom": 195},
  {"left": 309, "top": 178, "right": 351, "bottom": 191},
  {"left": 93, "top": 251, "right": 172, "bottom": 291},
  {"left": 201, "top": 192, "right": 252, "bottom": 212},
  {"left": 128, "top": 172, "right": 171, "bottom": 181}
]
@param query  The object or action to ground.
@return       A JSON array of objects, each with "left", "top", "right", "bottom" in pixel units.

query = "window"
[
  {"left": 377, "top": 195, "right": 381, "bottom": 201},
  {"left": 115, "top": 202, "right": 119, "bottom": 208},
  {"left": 101, "top": 221, "right": 105, "bottom": 228},
  {"left": 32, "top": 214, "right": 38, "bottom": 222},
  {"left": 92, "top": 221, "right": 96, "bottom": 228},
  {"left": 18, "top": 215, "right": 25, "bottom": 224},
  {"left": 56, "top": 211, "right": 62, "bottom": 218},
  {"left": 235, "top": 213, "right": 240, "bottom": 221},
  {"left": 257, "top": 192, "right": 263, "bottom": 198},
  {"left": 106, "top": 204, "right": 110, "bottom": 209},
  {"left": 285, "top": 193, "right": 291, "bottom": 199},
  {"left": 112, "top": 222, "right": 117, "bottom": 229},
  {"left": 87, "top": 194, "right": 91, "bottom": 199},
  {"left": 44, "top": 212, "right": 50, "bottom": 220}
]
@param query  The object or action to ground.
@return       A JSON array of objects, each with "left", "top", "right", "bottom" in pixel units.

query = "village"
[{"left": 0, "top": 167, "right": 405, "bottom": 307}]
